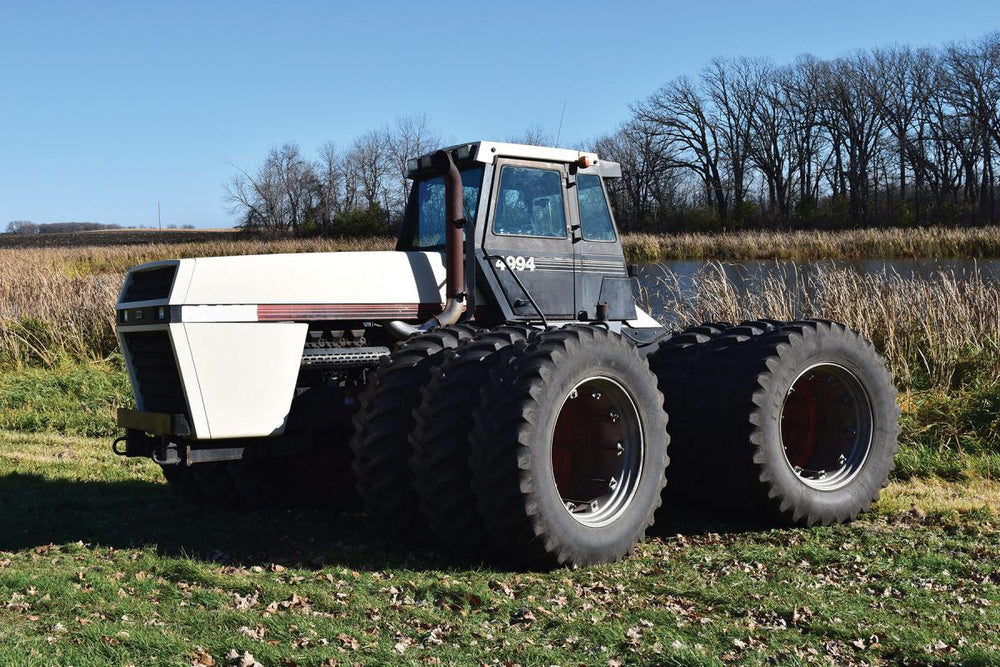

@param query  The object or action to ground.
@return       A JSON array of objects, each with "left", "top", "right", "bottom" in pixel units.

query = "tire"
[
  {"left": 230, "top": 384, "right": 357, "bottom": 510},
  {"left": 409, "top": 326, "right": 536, "bottom": 555},
  {"left": 666, "top": 320, "right": 900, "bottom": 525},
  {"left": 470, "top": 325, "right": 668, "bottom": 567},
  {"left": 191, "top": 462, "right": 245, "bottom": 509},
  {"left": 350, "top": 325, "right": 480, "bottom": 535},
  {"left": 649, "top": 320, "right": 771, "bottom": 508},
  {"left": 160, "top": 464, "right": 207, "bottom": 505}
]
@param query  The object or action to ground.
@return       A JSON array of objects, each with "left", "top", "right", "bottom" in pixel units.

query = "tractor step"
[{"left": 300, "top": 346, "right": 390, "bottom": 369}]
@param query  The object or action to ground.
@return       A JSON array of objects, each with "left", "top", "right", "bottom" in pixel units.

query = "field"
[
  {"left": 0, "top": 431, "right": 997, "bottom": 666},
  {"left": 1, "top": 226, "right": 999, "bottom": 663}
]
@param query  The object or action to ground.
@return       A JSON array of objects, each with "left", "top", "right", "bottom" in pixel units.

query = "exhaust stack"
[{"left": 386, "top": 149, "right": 466, "bottom": 339}]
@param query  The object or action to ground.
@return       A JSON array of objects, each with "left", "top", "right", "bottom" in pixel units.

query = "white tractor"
[{"left": 114, "top": 142, "right": 900, "bottom": 567}]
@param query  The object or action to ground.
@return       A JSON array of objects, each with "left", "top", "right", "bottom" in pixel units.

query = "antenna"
[{"left": 555, "top": 100, "right": 567, "bottom": 147}]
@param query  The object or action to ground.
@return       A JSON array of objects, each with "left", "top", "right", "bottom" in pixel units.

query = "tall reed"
[
  {"left": 622, "top": 226, "right": 1000, "bottom": 262},
  {"left": 643, "top": 262, "right": 1000, "bottom": 389},
  {"left": 1, "top": 236, "right": 998, "bottom": 393}
]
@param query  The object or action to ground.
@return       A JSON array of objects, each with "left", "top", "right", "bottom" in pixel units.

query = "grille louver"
[
  {"left": 123, "top": 266, "right": 177, "bottom": 303},
  {"left": 122, "top": 331, "right": 189, "bottom": 417}
]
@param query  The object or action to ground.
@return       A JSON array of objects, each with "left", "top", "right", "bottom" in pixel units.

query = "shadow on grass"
[
  {"left": 0, "top": 471, "right": 780, "bottom": 569},
  {"left": 0, "top": 472, "right": 452, "bottom": 570}
]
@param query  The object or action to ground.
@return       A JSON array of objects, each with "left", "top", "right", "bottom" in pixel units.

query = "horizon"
[{"left": 2, "top": 0, "right": 999, "bottom": 228}]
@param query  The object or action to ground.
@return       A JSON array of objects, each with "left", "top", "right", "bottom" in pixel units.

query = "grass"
[
  {"left": 0, "top": 430, "right": 997, "bottom": 666},
  {"left": 621, "top": 225, "right": 1000, "bottom": 262},
  {"left": 643, "top": 261, "right": 1000, "bottom": 390},
  {"left": 0, "top": 358, "right": 995, "bottom": 483},
  {"left": 2, "top": 230, "right": 999, "bottom": 663},
  {"left": 3, "top": 230, "right": 1000, "bottom": 387},
  {"left": 0, "top": 360, "right": 132, "bottom": 437}
]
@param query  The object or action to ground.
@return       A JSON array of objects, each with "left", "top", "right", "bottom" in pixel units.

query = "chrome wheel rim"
[
  {"left": 551, "top": 376, "right": 644, "bottom": 527},
  {"left": 780, "top": 363, "right": 873, "bottom": 491}
]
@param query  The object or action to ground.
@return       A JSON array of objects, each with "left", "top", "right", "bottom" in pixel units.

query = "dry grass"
[
  {"left": 622, "top": 226, "right": 1000, "bottom": 262},
  {"left": 1, "top": 232, "right": 998, "bottom": 392},
  {"left": 0, "top": 237, "right": 394, "bottom": 366},
  {"left": 643, "top": 262, "right": 1000, "bottom": 389}
]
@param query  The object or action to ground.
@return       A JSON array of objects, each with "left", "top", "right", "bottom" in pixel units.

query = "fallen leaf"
[{"left": 191, "top": 648, "right": 216, "bottom": 667}]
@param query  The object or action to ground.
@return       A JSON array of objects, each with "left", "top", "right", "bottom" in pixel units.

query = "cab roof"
[{"left": 406, "top": 141, "right": 621, "bottom": 179}]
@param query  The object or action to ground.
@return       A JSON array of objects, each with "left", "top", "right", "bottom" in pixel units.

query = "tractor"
[{"left": 113, "top": 142, "right": 899, "bottom": 567}]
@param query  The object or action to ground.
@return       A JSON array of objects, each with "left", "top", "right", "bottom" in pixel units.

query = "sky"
[{"left": 2, "top": 0, "right": 999, "bottom": 229}]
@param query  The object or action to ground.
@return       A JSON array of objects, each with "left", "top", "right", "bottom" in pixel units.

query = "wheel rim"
[
  {"left": 550, "top": 376, "right": 644, "bottom": 527},
  {"left": 780, "top": 363, "right": 873, "bottom": 491}
]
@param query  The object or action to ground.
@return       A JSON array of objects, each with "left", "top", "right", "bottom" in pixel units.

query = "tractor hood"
[{"left": 117, "top": 250, "right": 448, "bottom": 322}]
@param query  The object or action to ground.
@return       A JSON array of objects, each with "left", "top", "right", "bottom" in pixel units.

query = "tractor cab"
[{"left": 397, "top": 142, "right": 636, "bottom": 325}]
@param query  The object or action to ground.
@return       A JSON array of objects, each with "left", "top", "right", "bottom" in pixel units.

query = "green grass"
[
  {"left": 0, "top": 431, "right": 997, "bottom": 665},
  {"left": 4, "top": 360, "right": 998, "bottom": 482},
  {"left": 0, "top": 360, "right": 132, "bottom": 437}
]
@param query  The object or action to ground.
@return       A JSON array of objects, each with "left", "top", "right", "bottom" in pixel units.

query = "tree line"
[
  {"left": 598, "top": 31, "right": 1000, "bottom": 230},
  {"left": 3, "top": 221, "right": 195, "bottom": 234},
  {"left": 224, "top": 115, "right": 440, "bottom": 235},
  {"left": 228, "top": 31, "right": 1000, "bottom": 234}
]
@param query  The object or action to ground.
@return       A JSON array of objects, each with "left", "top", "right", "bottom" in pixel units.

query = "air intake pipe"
[{"left": 386, "top": 149, "right": 466, "bottom": 339}]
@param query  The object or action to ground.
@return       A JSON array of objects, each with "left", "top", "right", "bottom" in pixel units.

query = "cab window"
[
  {"left": 406, "top": 166, "right": 483, "bottom": 250},
  {"left": 492, "top": 166, "right": 566, "bottom": 238},
  {"left": 577, "top": 174, "right": 616, "bottom": 241}
]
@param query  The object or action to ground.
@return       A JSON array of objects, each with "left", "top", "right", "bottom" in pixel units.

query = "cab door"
[
  {"left": 482, "top": 159, "right": 576, "bottom": 319},
  {"left": 568, "top": 171, "right": 634, "bottom": 321}
]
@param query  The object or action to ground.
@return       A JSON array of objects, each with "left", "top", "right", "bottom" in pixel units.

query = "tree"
[
  {"left": 635, "top": 76, "right": 729, "bottom": 223},
  {"left": 384, "top": 114, "right": 441, "bottom": 222},
  {"left": 5, "top": 220, "right": 37, "bottom": 234},
  {"left": 225, "top": 143, "right": 319, "bottom": 233}
]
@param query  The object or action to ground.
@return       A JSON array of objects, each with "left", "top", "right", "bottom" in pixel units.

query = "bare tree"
[
  {"left": 5, "top": 220, "right": 37, "bottom": 234},
  {"left": 385, "top": 114, "right": 441, "bottom": 221},
  {"left": 506, "top": 124, "right": 555, "bottom": 146},
  {"left": 225, "top": 143, "right": 319, "bottom": 233},
  {"left": 635, "top": 76, "right": 729, "bottom": 222}
]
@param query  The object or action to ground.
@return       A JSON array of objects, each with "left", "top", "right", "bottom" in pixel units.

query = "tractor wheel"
[
  {"left": 160, "top": 464, "right": 207, "bottom": 505},
  {"left": 230, "top": 385, "right": 357, "bottom": 510},
  {"left": 470, "top": 325, "right": 668, "bottom": 567},
  {"left": 351, "top": 324, "right": 480, "bottom": 535},
  {"left": 649, "top": 320, "right": 772, "bottom": 507},
  {"left": 229, "top": 454, "right": 356, "bottom": 510},
  {"left": 670, "top": 320, "right": 900, "bottom": 525},
  {"left": 190, "top": 462, "right": 246, "bottom": 509},
  {"left": 409, "top": 326, "right": 536, "bottom": 555}
]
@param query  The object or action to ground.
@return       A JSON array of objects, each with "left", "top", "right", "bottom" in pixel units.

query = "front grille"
[
  {"left": 123, "top": 266, "right": 177, "bottom": 303},
  {"left": 122, "top": 331, "right": 189, "bottom": 417}
]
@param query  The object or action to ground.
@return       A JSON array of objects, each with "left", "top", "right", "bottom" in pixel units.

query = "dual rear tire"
[
  {"left": 650, "top": 319, "right": 900, "bottom": 525},
  {"left": 352, "top": 325, "right": 669, "bottom": 567},
  {"left": 160, "top": 317, "right": 900, "bottom": 566}
]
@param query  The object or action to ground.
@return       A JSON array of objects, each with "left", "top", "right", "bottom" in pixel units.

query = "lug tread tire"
[
  {"left": 350, "top": 325, "right": 480, "bottom": 535},
  {"left": 650, "top": 321, "right": 769, "bottom": 506},
  {"left": 470, "top": 325, "right": 668, "bottom": 567},
  {"left": 160, "top": 465, "right": 208, "bottom": 505},
  {"left": 743, "top": 321, "right": 901, "bottom": 525},
  {"left": 655, "top": 319, "right": 899, "bottom": 525},
  {"left": 409, "top": 326, "right": 536, "bottom": 555},
  {"left": 191, "top": 463, "right": 245, "bottom": 509}
]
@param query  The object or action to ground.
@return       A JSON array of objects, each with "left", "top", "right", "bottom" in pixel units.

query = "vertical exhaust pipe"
[{"left": 386, "top": 149, "right": 466, "bottom": 339}]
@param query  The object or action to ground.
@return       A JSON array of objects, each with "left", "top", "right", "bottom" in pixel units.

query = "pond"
[{"left": 633, "top": 257, "right": 1000, "bottom": 326}]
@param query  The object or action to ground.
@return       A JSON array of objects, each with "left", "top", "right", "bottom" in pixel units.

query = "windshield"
[{"left": 403, "top": 166, "right": 484, "bottom": 250}]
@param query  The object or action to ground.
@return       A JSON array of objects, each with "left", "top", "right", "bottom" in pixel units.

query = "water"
[{"left": 634, "top": 257, "right": 1000, "bottom": 325}]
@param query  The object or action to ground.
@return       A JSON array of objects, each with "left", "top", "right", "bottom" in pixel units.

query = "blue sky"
[{"left": 2, "top": 0, "right": 998, "bottom": 228}]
